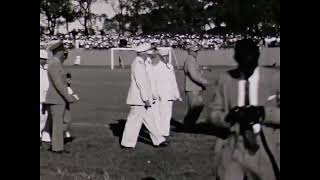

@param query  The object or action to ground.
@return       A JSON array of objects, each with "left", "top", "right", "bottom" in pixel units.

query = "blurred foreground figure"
[
  {"left": 204, "top": 39, "right": 280, "bottom": 180},
  {"left": 40, "top": 49, "right": 51, "bottom": 145},
  {"left": 121, "top": 43, "right": 169, "bottom": 149},
  {"left": 183, "top": 45, "right": 210, "bottom": 130}
]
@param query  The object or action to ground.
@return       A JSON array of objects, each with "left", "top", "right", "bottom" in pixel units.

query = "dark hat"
[
  {"left": 48, "top": 41, "right": 65, "bottom": 52},
  {"left": 186, "top": 44, "right": 200, "bottom": 52}
]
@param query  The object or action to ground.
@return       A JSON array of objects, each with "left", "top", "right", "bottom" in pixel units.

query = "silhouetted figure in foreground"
[{"left": 202, "top": 39, "right": 280, "bottom": 180}]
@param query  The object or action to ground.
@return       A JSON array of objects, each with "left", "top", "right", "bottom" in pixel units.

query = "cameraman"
[{"left": 205, "top": 39, "right": 280, "bottom": 180}]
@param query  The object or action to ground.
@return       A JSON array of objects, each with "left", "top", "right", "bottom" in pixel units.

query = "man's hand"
[
  {"left": 203, "top": 79, "right": 211, "bottom": 86},
  {"left": 73, "top": 94, "right": 80, "bottom": 101},
  {"left": 201, "top": 80, "right": 211, "bottom": 90},
  {"left": 145, "top": 100, "right": 152, "bottom": 108},
  {"left": 225, "top": 106, "right": 247, "bottom": 126},
  {"left": 245, "top": 106, "right": 265, "bottom": 124}
]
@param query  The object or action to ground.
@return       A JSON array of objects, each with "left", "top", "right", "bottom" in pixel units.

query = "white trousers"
[
  {"left": 40, "top": 103, "right": 48, "bottom": 137},
  {"left": 155, "top": 100, "right": 173, "bottom": 136},
  {"left": 121, "top": 105, "right": 165, "bottom": 147}
]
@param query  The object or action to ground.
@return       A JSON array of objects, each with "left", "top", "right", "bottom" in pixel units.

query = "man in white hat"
[
  {"left": 40, "top": 49, "right": 51, "bottom": 146},
  {"left": 121, "top": 43, "right": 168, "bottom": 148},
  {"left": 152, "top": 48, "right": 182, "bottom": 137}
]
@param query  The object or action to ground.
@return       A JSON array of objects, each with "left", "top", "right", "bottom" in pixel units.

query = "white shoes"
[
  {"left": 41, "top": 131, "right": 72, "bottom": 143},
  {"left": 41, "top": 132, "right": 51, "bottom": 142}
]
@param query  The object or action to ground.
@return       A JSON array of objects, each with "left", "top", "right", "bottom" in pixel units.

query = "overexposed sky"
[
  {"left": 91, "top": 0, "right": 116, "bottom": 17},
  {"left": 54, "top": 0, "right": 117, "bottom": 33}
]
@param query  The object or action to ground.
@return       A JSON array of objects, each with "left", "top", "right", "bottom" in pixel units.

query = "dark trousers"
[{"left": 183, "top": 91, "right": 204, "bottom": 129}]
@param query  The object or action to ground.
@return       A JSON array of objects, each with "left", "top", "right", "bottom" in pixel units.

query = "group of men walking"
[
  {"left": 121, "top": 43, "right": 182, "bottom": 148},
  {"left": 40, "top": 38, "right": 280, "bottom": 180},
  {"left": 120, "top": 39, "right": 280, "bottom": 180}
]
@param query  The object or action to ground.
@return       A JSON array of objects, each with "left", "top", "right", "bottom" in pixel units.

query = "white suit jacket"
[
  {"left": 126, "top": 56, "right": 153, "bottom": 106},
  {"left": 40, "top": 64, "right": 49, "bottom": 103},
  {"left": 145, "top": 58, "right": 159, "bottom": 100},
  {"left": 153, "top": 61, "right": 181, "bottom": 101}
]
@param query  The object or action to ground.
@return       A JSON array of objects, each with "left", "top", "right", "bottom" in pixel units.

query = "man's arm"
[
  {"left": 134, "top": 63, "right": 152, "bottom": 103},
  {"left": 148, "top": 67, "right": 159, "bottom": 100},
  {"left": 47, "top": 62, "right": 76, "bottom": 103},
  {"left": 263, "top": 71, "right": 280, "bottom": 125},
  {"left": 170, "top": 68, "right": 181, "bottom": 100},
  {"left": 187, "top": 60, "right": 209, "bottom": 87},
  {"left": 264, "top": 106, "right": 280, "bottom": 125},
  {"left": 205, "top": 75, "right": 230, "bottom": 128}
]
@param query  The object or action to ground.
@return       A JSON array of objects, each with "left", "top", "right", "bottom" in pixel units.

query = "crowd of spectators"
[{"left": 40, "top": 32, "right": 280, "bottom": 50}]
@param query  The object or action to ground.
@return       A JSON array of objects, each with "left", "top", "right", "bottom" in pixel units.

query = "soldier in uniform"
[
  {"left": 203, "top": 39, "right": 280, "bottom": 180},
  {"left": 183, "top": 45, "right": 210, "bottom": 130},
  {"left": 45, "top": 41, "right": 79, "bottom": 153},
  {"left": 121, "top": 43, "right": 169, "bottom": 149}
]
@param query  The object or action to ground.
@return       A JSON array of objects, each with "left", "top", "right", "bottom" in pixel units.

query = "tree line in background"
[{"left": 40, "top": 0, "right": 280, "bottom": 36}]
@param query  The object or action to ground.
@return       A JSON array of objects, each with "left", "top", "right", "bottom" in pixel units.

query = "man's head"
[
  {"left": 40, "top": 49, "right": 48, "bottom": 66},
  {"left": 135, "top": 43, "right": 156, "bottom": 61},
  {"left": 186, "top": 44, "right": 199, "bottom": 58},
  {"left": 234, "top": 38, "right": 260, "bottom": 75},
  {"left": 49, "top": 41, "right": 68, "bottom": 62},
  {"left": 157, "top": 48, "right": 170, "bottom": 64}
]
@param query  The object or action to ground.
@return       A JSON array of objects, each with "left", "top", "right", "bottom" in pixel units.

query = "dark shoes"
[
  {"left": 154, "top": 141, "right": 170, "bottom": 148},
  {"left": 64, "top": 136, "right": 76, "bottom": 144},
  {"left": 120, "top": 145, "right": 135, "bottom": 150},
  {"left": 49, "top": 149, "right": 71, "bottom": 154}
]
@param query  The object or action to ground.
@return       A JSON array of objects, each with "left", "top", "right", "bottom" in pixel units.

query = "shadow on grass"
[
  {"left": 171, "top": 119, "right": 230, "bottom": 139},
  {"left": 109, "top": 119, "right": 154, "bottom": 146},
  {"left": 141, "top": 177, "right": 157, "bottom": 180}
]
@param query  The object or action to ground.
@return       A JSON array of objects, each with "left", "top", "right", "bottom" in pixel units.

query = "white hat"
[
  {"left": 40, "top": 49, "right": 48, "bottom": 59},
  {"left": 134, "top": 43, "right": 153, "bottom": 53},
  {"left": 157, "top": 49, "right": 169, "bottom": 56}
]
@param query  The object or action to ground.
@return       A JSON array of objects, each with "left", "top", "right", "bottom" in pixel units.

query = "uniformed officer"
[
  {"left": 183, "top": 44, "right": 210, "bottom": 130},
  {"left": 45, "top": 41, "right": 79, "bottom": 153},
  {"left": 121, "top": 43, "right": 168, "bottom": 149},
  {"left": 40, "top": 49, "right": 51, "bottom": 145},
  {"left": 153, "top": 48, "right": 182, "bottom": 137}
]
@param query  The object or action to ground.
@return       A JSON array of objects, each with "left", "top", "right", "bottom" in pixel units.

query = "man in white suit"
[
  {"left": 152, "top": 49, "right": 182, "bottom": 137},
  {"left": 40, "top": 49, "right": 51, "bottom": 145},
  {"left": 121, "top": 43, "right": 169, "bottom": 149}
]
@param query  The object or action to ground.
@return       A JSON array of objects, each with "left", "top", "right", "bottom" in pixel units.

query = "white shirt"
[
  {"left": 238, "top": 67, "right": 260, "bottom": 107},
  {"left": 145, "top": 57, "right": 158, "bottom": 100},
  {"left": 40, "top": 64, "right": 49, "bottom": 103},
  {"left": 152, "top": 61, "right": 181, "bottom": 101},
  {"left": 238, "top": 67, "right": 261, "bottom": 133}
]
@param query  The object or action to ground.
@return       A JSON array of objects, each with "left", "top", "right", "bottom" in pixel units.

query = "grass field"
[{"left": 40, "top": 65, "right": 275, "bottom": 180}]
